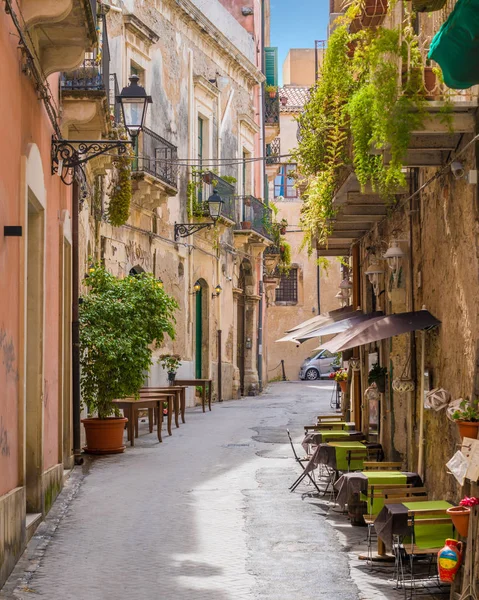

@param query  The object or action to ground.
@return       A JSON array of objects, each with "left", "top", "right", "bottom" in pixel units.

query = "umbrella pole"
[{"left": 418, "top": 329, "right": 426, "bottom": 480}]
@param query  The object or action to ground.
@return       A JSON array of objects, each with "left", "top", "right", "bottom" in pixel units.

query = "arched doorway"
[
  {"left": 194, "top": 279, "right": 209, "bottom": 378},
  {"left": 129, "top": 265, "right": 145, "bottom": 276}
]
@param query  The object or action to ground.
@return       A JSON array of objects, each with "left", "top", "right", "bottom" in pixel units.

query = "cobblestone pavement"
[{"left": 0, "top": 382, "right": 445, "bottom": 599}]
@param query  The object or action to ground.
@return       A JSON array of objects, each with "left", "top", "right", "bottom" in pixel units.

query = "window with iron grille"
[{"left": 275, "top": 268, "right": 298, "bottom": 303}]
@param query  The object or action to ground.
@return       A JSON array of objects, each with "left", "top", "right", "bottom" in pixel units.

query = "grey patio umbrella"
[{"left": 296, "top": 311, "right": 384, "bottom": 343}]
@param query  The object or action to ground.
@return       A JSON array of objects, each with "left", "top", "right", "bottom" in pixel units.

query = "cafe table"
[
  {"left": 301, "top": 430, "right": 365, "bottom": 453},
  {"left": 334, "top": 470, "right": 423, "bottom": 511},
  {"left": 304, "top": 441, "right": 383, "bottom": 475},
  {"left": 374, "top": 500, "right": 454, "bottom": 552}
]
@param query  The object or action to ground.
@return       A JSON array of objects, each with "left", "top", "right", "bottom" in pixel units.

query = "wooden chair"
[
  {"left": 363, "top": 461, "right": 403, "bottom": 471},
  {"left": 317, "top": 415, "right": 343, "bottom": 423},
  {"left": 399, "top": 508, "right": 454, "bottom": 598},
  {"left": 346, "top": 448, "right": 368, "bottom": 472}
]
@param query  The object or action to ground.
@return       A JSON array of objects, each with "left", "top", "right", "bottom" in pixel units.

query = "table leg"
[
  {"left": 156, "top": 405, "right": 162, "bottom": 443},
  {"left": 134, "top": 409, "right": 139, "bottom": 438},
  {"left": 377, "top": 537, "right": 386, "bottom": 556},
  {"left": 129, "top": 407, "right": 135, "bottom": 447},
  {"left": 174, "top": 392, "right": 180, "bottom": 428},
  {"left": 148, "top": 408, "right": 154, "bottom": 433},
  {"left": 167, "top": 396, "right": 173, "bottom": 436},
  {"left": 208, "top": 382, "right": 212, "bottom": 411},
  {"left": 202, "top": 385, "right": 206, "bottom": 413},
  {"left": 181, "top": 389, "right": 186, "bottom": 424},
  {"left": 159, "top": 402, "right": 164, "bottom": 442}
]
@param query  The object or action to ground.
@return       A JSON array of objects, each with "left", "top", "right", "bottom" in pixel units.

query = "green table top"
[
  {"left": 317, "top": 430, "right": 351, "bottom": 440},
  {"left": 403, "top": 500, "right": 454, "bottom": 549},
  {"left": 328, "top": 441, "right": 366, "bottom": 471},
  {"left": 363, "top": 471, "right": 407, "bottom": 515}
]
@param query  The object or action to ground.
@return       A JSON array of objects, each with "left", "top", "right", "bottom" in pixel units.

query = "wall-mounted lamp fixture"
[
  {"left": 157, "top": 277, "right": 164, "bottom": 289},
  {"left": 335, "top": 290, "right": 349, "bottom": 308},
  {"left": 212, "top": 284, "right": 222, "bottom": 298},
  {"left": 365, "top": 258, "right": 384, "bottom": 297},
  {"left": 383, "top": 240, "right": 405, "bottom": 283},
  {"left": 339, "top": 277, "right": 353, "bottom": 297},
  {"left": 451, "top": 161, "right": 465, "bottom": 179},
  {"left": 190, "top": 281, "right": 202, "bottom": 295},
  {"left": 174, "top": 191, "right": 224, "bottom": 241},
  {"left": 52, "top": 75, "right": 152, "bottom": 184},
  {"left": 208, "top": 72, "right": 230, "bottom": 91}
]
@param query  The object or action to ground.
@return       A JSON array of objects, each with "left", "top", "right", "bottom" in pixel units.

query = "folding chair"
[
  {"left": 363, "top": 461, "right": 403, "bottom": 471},
  {"left": 287, "top": 429, "right": 322, "bottom": 495},
  {"left": 399, "top": 508, "right": 454, "bottom": 599}
]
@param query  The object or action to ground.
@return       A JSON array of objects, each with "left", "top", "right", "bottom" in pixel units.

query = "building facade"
[{"left": 264, "top": 54, "right": 341, "bottom": 382}]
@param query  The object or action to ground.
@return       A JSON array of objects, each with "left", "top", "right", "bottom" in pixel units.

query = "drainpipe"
[
  {"left": 72, "top": 180, "right": 83, "bottom": 465},
  {"left": 257, "top": 280, "right": 264, "bottom": 392},
  {"left": 216, "top": 250, "right": 222, "bottom": 402}
]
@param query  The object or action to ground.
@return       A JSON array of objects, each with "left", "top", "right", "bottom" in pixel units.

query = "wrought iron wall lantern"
[
  {"left": 51, "top": 75, "right": 152, "bottom": 184},
  {"left": 190, "top": 281, "right": 202, "bottom": 295},
  {"left": 174, "top": 191, "right": 224, "bottom": 241},
  {"left": 212, "top": 284, "right": 222, "bottom": 298},
  {"left": 335, "top": 290, "right": 349, "bottom": 308},
  {"left": 383, "top": 240, "right": 406, "bottom": 283}
]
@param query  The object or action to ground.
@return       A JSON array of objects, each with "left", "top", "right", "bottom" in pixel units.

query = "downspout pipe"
[{"left": 72, "top": 180, "right": 83, "bottom": 465}]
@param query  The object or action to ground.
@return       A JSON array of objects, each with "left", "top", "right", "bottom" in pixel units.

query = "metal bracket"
[
  {"left": 51, "top": 137, "right": 132, "bottom": 177},
  {"left": 174, "top": 222, "right": 214, "bottom": 241}
]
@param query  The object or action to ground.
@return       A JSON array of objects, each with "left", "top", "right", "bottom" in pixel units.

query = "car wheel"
[{"left": 305, "top": 368, "right": 319, "bottom": 381}]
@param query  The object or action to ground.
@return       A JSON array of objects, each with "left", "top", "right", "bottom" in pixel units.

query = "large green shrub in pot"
[{"left": 80, "top": 264, "right": 178, "bottom": 419}]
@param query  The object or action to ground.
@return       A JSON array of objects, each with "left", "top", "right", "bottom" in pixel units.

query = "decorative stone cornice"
[
  {"left": 239, "top": 113, "right": 260, "bottom": 135},
  {"left": 124, "top": 14, "right": 160, "bottom": 45},
  {"left": 194, "top": 75, "right": 220, "bottom": 98},
  {"left": 173, "top": 0, "right": 265, "bottom": 85}
]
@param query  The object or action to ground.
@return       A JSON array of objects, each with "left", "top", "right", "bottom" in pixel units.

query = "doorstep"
[{"left": 25, "top": 513, "right": 42, "bottom": 544}]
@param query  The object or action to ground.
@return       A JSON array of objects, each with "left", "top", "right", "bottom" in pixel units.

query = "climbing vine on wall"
[{"left": 107, "top": 153, "right": 133, "bottom": 227}]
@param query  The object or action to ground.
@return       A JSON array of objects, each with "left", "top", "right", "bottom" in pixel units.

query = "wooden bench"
[
  {"left": 174, "top": 378, "right": 212, "bottom": 412},
  {"left": 363, "top": 461, "right": 403, "bottom": 471}
]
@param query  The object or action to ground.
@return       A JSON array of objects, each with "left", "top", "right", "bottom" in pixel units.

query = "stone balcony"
[
  {"left": 22, "top": 0, "right": 97, "bottom": 77},
  {"left": 264, "top": 94, "right": 280, "bottom": 144}
]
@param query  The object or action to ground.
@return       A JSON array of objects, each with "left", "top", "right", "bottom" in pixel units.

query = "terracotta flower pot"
[
  {"left": 82, "top": 417, "right": 128, "bottom": 454},
  {"left": 446, "top": 506, "right": 470, "bottom": 537},
  {"left": 268, "top": 91, "right": 276, "bottom": 98},
  {"left": 241, "top": 221, "right": 252, "bottom": 230},
  {"left": 339, "top": 381, "right": 348, "bottom": 393},
  {"left": 456, "top": 420, "right": 479, "bottom": 440}
]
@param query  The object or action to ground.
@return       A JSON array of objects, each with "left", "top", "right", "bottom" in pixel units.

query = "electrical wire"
[{"left": 92, "top": 152, "right": 293, "bottom": 168}]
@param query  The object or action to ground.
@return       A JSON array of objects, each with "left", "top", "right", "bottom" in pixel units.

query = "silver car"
[{"left": 299, "top": 350, "right": 336, "bottom": 380}]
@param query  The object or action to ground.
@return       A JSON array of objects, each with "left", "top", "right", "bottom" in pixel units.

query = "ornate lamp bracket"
[
  {"left": 174, "top": 222, "right": 214, "bottom": 241},
  {"left": 51, "top": 137, "right": 132, "bottom": 183}
]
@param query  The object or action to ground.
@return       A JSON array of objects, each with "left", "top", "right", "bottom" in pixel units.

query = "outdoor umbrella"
[
  {"left": 317, "top": 315, "right": 387, "bottom": 353},
  {"left": 296, "top": 311, "right": 384, "bottom": 343},
  {"left": 275, "top": 306, "right": 357, "bottom": 343},
  {"left": 324, "top": 308, "right": 441, "bottom": 479},
  {"left": 330, "top": 309, "right": 440, "bottom": 352}
]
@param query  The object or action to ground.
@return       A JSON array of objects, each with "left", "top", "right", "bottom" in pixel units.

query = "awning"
[
  {"left": 326, "top": 309, "right": 441, "bottom": 353},
  {"left": 275, "top": 306, "right": 356, "bottom": 343},
  {"left": 296, "top": 311, "right": 384, "bottom": 343},
  {"left": 319, "top": 316, "right": 387, "bottom": 353},
  {"left": 428, "top": 0, "right": 479, "bottom": 89}
]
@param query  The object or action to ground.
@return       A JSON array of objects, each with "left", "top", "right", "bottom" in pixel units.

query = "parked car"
[{"left": 299, "top": 350, "right": 337, "bottom": 380}]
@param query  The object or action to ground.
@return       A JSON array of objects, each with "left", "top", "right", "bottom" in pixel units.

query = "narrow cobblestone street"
[{"left": 2, "top": 382, "right": 364, "bottom": 600}]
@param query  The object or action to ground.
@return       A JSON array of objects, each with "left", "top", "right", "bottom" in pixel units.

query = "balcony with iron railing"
[
  {"left": 266, "top": 138, "right": 281, "bottom": 165},
  {"left": 264, "top": 93, "right": 280, "bottom": 144},
  {"left": 234, "top": 195, "right": 273, "bottom": 241},
  {"left": 132, "top": 127, "right": 178, "bottom": 193},
  {"left": 192, "top": 171, "right": 237, "bottom": 224}
]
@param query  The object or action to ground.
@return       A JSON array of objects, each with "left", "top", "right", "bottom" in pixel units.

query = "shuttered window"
[{"left": 264, "top": 47, "right": 278, "bottom": 86}]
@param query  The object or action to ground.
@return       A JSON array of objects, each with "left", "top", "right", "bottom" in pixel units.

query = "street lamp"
[
  {"left": 174, "top": 190, "right": 224, "bottom": 241},
  {"left": 335, "top": 290, "right": 349, "bottom": 308},
  {"left": 212, "top": 284, "right": 222, "bottom": 298},
  {"left": 339, "top": 277, "right": 353, "bottom": 297},
  {"left": 117, "top": 75, "right": 152, "bottom": 138},
  {"left": 52, "top": 75, "right": 153, "bottom": 183}
]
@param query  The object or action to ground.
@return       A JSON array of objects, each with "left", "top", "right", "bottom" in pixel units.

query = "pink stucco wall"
[{"left": 0, "top": 9, "right": 70, "bottom": 497}]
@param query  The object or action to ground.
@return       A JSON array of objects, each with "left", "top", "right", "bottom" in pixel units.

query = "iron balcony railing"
[
  {"left": 235, "top": 195, "right": 273, "bottom": 240},
  {"left": 265, "top": 94, "right": 280, "bottom": 126},
  {"left": 133, "top": 127, "right": 178, "bottom": 190},
  {"left": 61, "top": 14, "right": 109, "bottom": 96},
  {"left": 193, "top": 171, "right": 236, "bottom": 223},
  {"left": 266, "top": 137, "right": 281, "bottom": 164}
]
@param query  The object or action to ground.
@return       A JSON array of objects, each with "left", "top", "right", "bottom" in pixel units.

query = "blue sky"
[{"left": 270, "top": 0, "right": 329, "bottom": 85}]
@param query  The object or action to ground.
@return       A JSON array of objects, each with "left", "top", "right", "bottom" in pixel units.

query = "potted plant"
[
  {"left": 330, "top": 369, "right": 348, "bottom": 393},
  {"left": 265, "top": 84, "right": 278, "bottom": 98},
  {"left": 452, "top": 398, "right": 479, "bottom": 439},
  {"left": 159, "top": 353, "right": 181, "bottom": 383},
  {"left": 368, "top": 363, "right": 387, "bottom": 393},
  {"left": 279, "top": 218, "right": 288, "bottom": 235},
  {"left": 278, "top": 240, "right": 292, "bottom": 274},
  {"left": 80, "top": 264, "right": 178, "bottom": 454},
  {"left": 241, "top": 220, "right": 252, "bottom": 230},
  {"left": 280, "top": 96, "right": 288, "bottom": 106},
  {"left": 447, "top": 496, "right": 479, "bottom": 537}
]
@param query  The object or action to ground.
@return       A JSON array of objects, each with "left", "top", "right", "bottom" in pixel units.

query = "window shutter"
[{"left": 264, "top": 47, "right": 278, "bottom": 86}]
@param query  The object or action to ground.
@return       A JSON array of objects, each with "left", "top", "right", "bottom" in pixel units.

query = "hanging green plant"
[
  {"left": 107, "top": 152, "right": 133, "bottom": 227},
  {"left": 278, "top": 239, "right": 292, "bottom": 274}
]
